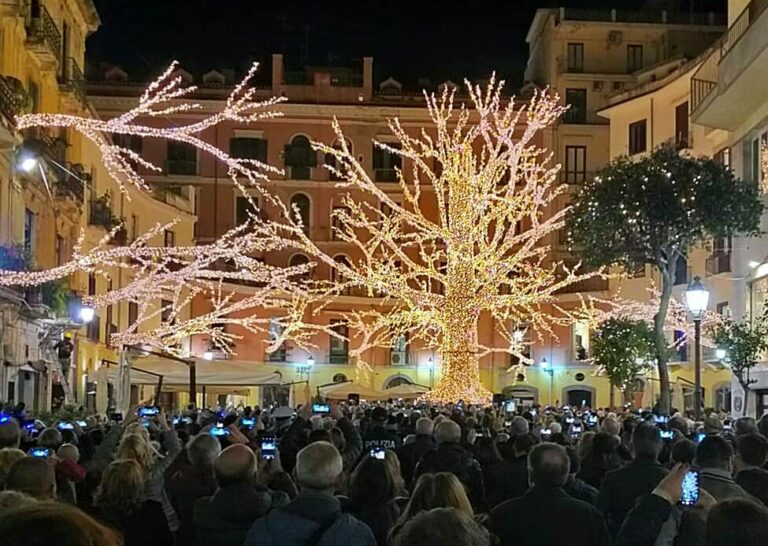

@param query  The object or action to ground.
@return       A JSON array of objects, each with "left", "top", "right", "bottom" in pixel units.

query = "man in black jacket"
[
  {"left": 597, "top": 421, "right": 669, "bottom": 533},
  {"left": 414, "top": 420, "right": 485, "bottom": 510},
  {"left": 397, "top": 417, "right": 435, "bottom": 487},
  {"left": 194, "top": 444, "right": 289, "bottom": 546},
  {"left": 488, "top": 443, "right": 611, "bottom": 546}
]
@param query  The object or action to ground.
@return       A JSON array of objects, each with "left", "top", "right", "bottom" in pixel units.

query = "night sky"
[{"left": 87, "top": 0, "right": 726, "bottom": 87}]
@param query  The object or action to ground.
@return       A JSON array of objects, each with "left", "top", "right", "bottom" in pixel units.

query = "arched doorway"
[
  {"left": 563, "top": 385, "right": 596, "bottom": 408},
  {"left": 502, "top": 385, "right": 538, "bottom": 409},
  {"left": 383, "top": 375, "right": 413, "bottom": 389}
]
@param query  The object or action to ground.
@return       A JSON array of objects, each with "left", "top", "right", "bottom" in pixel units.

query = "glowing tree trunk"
[{"left": 431, "top": 173, "right": 490, "bottom": 402}]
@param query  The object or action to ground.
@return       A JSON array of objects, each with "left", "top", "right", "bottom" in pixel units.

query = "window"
[
  {"left": 572, "top": 320, "right": 590, "bottom": 361},
  {"left": 114, "top": 134, "right": 143, "bottom": 154},
  {"left": 675, "top": 102, "right": 689, "bottom": 148},
  {"left": 332, "top": 255, "right": 351, "bottom": 293},
  {"left": 750, "top": 137, "right": 761, "bottom": 185},
  {"left": 23, "top": 209, "right": 34, "bottom": 253},
  {"left": 628, "top": 119, "right": 647, "bottom": 155},
  {"left": 28, "top": 80, "right": 40, "bottom": 113},
  {"left": 167, "top": 141, "right": 197, "bottom": 175},
  {"left": 105, "top": 304, "right": 114, "bottom": 346},
  {"left": 289, "top": 254, "right": 311, "bottom": 278},
  {"left": 716, "top": 301, "right": 730, "bottom": 317},
  {"left": 160, "top": 299, "right": 173, "bottom": 324},
  {"left": 131, "top": 215, "right": 139, "bottom": 241},
  {"left": 714, "top": 385, "right": 731, "bottom": 413},
  {"left": 88, "top": 273, "right": 96, "bottom": 296},
  {"left": 60, "top": 22, "right": 69, "bottom": 80},
  {"left": 567, "top": 43, "right": 584, "bottom": 72},
  {"left": 627, "top": 45, "right": 643, "bottom": 72},
  {"left": 164, "top": 229, "right": 175, "bottom": 247},
  {"left": 329, "top": 319, "right": 349, "bottom": 363},
  {"left": 674, "top": 254, "right": 688, "bottom": 285},
  {"left": 128, "top": 301, "right": 139, "bottom": 327},
  {"left": 674, "top": 330, "right": 687, "bottom": 362},
  {"left": 267, "top": 320, "right": 286, "bottom": 361},
  {"left": 563, "top": 89, "right": 587, "bottom": 124},
  {"left": 564, "top": 146, "right": 587, "bottom": 183},
  {"left": 713, "top": 147, "right": 731, "bottom": 169},
  {"left": 332, "top": 206, "right": 350, "bottom": 241},
  {"left": 325, "top": 139, "right": 351, "bottom": 181},
  {"left": 55, "top": 235, "right": 64, "bottom": 266},
  {"left": 290, "top": 193, "right": 311, "bottom": 234},
  {"left": 235, "top": 196, "right": 260, "bottom": 226},
  {"left": 284, "top": 135, "right": 316, "bottom": 180},
  {"left": 230, "top": 137, "right": 267, "bottom": 163},
  {"left": 373, "top": 143, "right": 402, "bottom": 182}
]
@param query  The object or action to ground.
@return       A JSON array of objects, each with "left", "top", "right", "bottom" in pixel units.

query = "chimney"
[
  {"left": 363, "top": 56, "right": 373, "bottom": 100},
  {"left": 271, "top": 54, "right": 283, "bottom": 94}
]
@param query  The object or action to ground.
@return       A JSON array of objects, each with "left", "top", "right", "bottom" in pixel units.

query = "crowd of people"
[{"left": 0, "top": 399, "right": 767, "bottom": 545}]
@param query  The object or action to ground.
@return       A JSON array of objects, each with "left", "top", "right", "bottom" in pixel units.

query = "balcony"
[
  {"left": 58, "top": 58, "right": 87, "bottom": 106},
  {"left": 705, "top": 252, "right": 732, "bottom": 276},
  {"left": 555, "top": 276, "right": 609, "bottom": 294},
  {"left": 88, "top": 197, "right": 120, "bottom": 231},
  {"left": 166, "top": 159, "right": 197, "bottom": 176},
  {"left": 25, "top": 4, "right": 62, "bottom": 66},
  {"left": 0, "top": 75, "right": 24, "bottom": 135},
  {"left": 54, "top": 163, "right": 88, "bottom": 203},
  {"left": 559, "top": 8, "right": 724, "bottom": 25},
  {"left": 691, "top": 0, "right": 768, "bottom": 130}
]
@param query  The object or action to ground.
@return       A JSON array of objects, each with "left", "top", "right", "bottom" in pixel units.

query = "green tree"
[
  {"left": 567, "top": 146, "right": 762, "bottom": 412},
  {"left": 593, "top": 317, "right": 655, "bottom": 406},
  {"left": 713, "top": 315, "right": 768, "bottom": 416}
]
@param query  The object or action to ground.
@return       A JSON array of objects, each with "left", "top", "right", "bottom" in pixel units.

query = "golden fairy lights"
[{"left": 6, "top": 64, "right": 600, "bottom": 404}]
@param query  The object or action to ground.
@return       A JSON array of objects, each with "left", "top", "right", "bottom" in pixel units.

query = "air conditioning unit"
[
  {"left": 608, "top": 31, "right": 623, "bottom": 45},
  {"left": 593, "top": 80, "right": 604, "bottom": 91},
  {"left": 390, "top": 351, "right": 407, "bottom": 366}
]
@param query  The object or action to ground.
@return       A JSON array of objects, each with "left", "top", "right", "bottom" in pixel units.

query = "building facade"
[
  {"left": 690, "top": 0, "right": 768, "bottom": 417},
  {"left": 88, "top": 54, "right": 624, "bottom": 409}
]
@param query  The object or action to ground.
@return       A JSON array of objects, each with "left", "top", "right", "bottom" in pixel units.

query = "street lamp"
[
  {"left": 296, "top": 355, "right": 314, "bottom": 380},
  {"left": 685, "top": 276, "right": 709, "bottom": 420},
  {"left": 541, "top": 358, "right": 554, "bottom": 406},
  {"left": 202, "top": 349, "right": 214, "bottom": 361},
  {"left": 427, "top": 355, "right": 435, "bottom": 388},
  {"left": 79, "top": 305, "right": 95, "bottom": 324},
  {"left": 715, "top": 348, "right": 727, "bottom": 361}
]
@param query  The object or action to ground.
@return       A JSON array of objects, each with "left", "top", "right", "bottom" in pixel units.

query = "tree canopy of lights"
[
  {"left": 4, "top": 64, "right": 599, "bottom": 405},
  {"left": 566, "top": 146, "right": 763, "bottom": 412},
  {"left": 712, "top": 314, "right": 768, "bottom": 416},
  {"left": 592, "top": 317, "right": 654, "bottom": 406},
  {"left": 251, "top": 78, "right": 599, "bottom": 404}
]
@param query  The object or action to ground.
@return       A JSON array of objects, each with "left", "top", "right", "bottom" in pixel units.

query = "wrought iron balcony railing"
[{"left": 26, "top": 4, "right": 62, "bottom": 63}]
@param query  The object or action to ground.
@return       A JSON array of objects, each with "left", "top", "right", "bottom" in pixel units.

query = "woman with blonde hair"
[
  {"left": 388, "top": 472, "right": 473, "bottom": 543},
  {"left": 108, "top": 408, "right": 181, "bottom": 533},
  {"left": 93, "top": 459, "right": 171, "bottom": 546},
  {"left": 0, "top": 501, "right": 121, "bottom": 546},
  {"left": 384, "top": 449, "right": 407, "bottom": 496},
  {"left": 0, "top": 447, "right": 26, "bottom": 486}
]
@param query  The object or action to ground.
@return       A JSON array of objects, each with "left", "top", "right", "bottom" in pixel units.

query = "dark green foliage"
[{"left": 593, "top": 318, "right": 655, "bottom": 402}]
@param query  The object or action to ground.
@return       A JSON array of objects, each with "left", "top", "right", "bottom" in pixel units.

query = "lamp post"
[
  {"left": 296, "top": 355, "right": 314, "bottom": 381},
  {"left": 427, "top": 355, "right": 435, "bottom": 388},
  {"left": 541, "top": 358, "right": 554, "bottom": 406},
  {"left": 685, "top": 276, "right": 709, "bottom": 421}
]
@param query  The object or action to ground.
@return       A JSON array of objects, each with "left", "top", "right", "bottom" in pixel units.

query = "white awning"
[{"left": 103, "top": 357, "right": 284, "bottom": 387}]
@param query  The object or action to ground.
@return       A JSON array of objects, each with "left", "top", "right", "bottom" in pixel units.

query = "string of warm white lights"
[{"left": 9, "top": 64, "right": 602, "bottom": 404}]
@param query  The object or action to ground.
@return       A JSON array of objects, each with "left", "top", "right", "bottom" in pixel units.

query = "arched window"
[
  {"left": 332, "top": 255, "right": 351, "bottom": 294},
  {"left": 290, "top": 193, "right": 311, "bottom": 234},
  {"left": 325, "top": 138, "right": 352, "bottom": 181},
  {"left": 384, "top": 375, "right": 413, "bottom": 389},
  {"left": 285, "top": 135, "right": 316, "bottom": 180},
  {"left": 332, "top": 373, "right": 348, "bottom": 383},
  {"left": 289, "top": 253, "right": 311, "bottom": 279}
]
